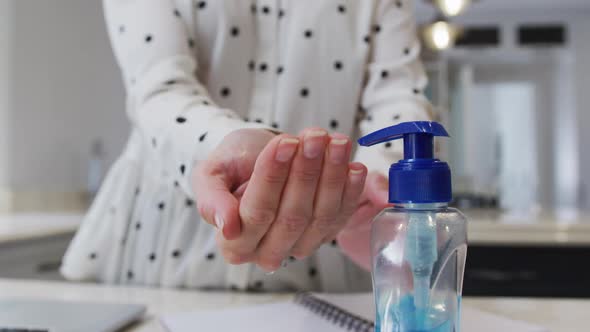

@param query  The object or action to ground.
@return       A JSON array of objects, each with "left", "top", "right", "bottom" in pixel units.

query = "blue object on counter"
[
  {"left": 358, "top": 121, "right": 451, "bottom": 204},
  {"left": 359, "top": 121, "right": 467, "bottom": 332}
]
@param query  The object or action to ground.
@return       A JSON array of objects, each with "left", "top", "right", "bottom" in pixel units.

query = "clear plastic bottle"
[
  {"left": 358, "top": 121, "right": 468, "bottom": 332},
  {"left": 372, "top": 203, "right": 467, "bottom": 332}
]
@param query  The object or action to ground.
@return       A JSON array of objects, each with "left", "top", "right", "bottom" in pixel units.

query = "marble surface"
[
  {"left": 0, "top": 212, "right": 82, "bottom": 243},
  {"left": 0, "top": 278, "right": 588, "bottom": 332}
]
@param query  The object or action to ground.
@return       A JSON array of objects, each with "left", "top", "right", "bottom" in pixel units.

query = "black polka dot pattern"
[
  {"left": 259, "top": 63, "right": 268, "bottom": 72},
  {"left": 289, "top": 256, "right": 296, "bottom": 262},
  {"left": 393, "top": 114, "right": 401, "bottom": 120},
  {"left": 300, "top": 88, "right": 309, "bottom": 97},
  {"left": 176, "top": 116, "right": 187, "bottom": 123},
  {"left": 149, "top": 253, "right": 156, "bottom": 261},
  {"left": 278, "top": 9, "right": 285, "bottom": 18},
  {"left": 127, "top": 270, "right": 134, "bottom": 279},
  {"left": 172, "top": 249, "right": 181, "bottom": 258},
  {"left": 165, "top": 80, "right": 176, "bottom": 85},
  {"left": 206, "top": 253, "right": 215, "bottom": 260},
  {"left": 230, "top": 26, "right": 240, "bottom": 37},
  {"left": 119, "top": 25, "right": 125, "bottom": 34},
  {"left": 145, "top": 34, "right": 153, "bottom": 43},
  {"left": 304, "top": 30, "right": 313, "bottom": 38},
  {"left": 89, "top": 252, "right": 97, "bottom": 260},
  {"left": 262, "top": 6, "right": 270, "bottom": 14},
  {"left": 277, "top": 66, "right": 284, "bottom": 74},
  {"left": 186, "top": 199, "right": 194, "bottom": 207},
  {"left": 309, "top": 267, "right": 317, "bottom": 277},
  {"left": 381, "top": 70, "right": 389, "bottom": 79},
  {"left": 179, "top": 164, "right": 186, "bottom": 175},
  {"left": 338, "top": 4, "right": 346, "bottom": 13},
  {"left": 248, "top": 60, "right": 255, "bottom": 71},
  {"left": 396, "top": 0, "right": 403, "bottom": 8},
  {"left": 413, "top": 88, "right": 420, "bottom": 94},
  {"left": 220, "top": 87, "right": 231, "bottom": 97},
  {"left": 331, "top": 239, "right": 338, "bottom": 247},
  {"left": 196, "top": 1, "right": 206, "bottom": 9},
  {"left": 334, "top": 61, "right": 343, "bottom": 70},
  {"left": 272, "top": 122, "right": 279, "bottom": 129},
  {"left": 174, "top": 9, "right": 181, "bottom": 17},
  {"left": 385, "top": 142, "right": 392, "bottom": 148},
  {"left": 373, "top": 25, "right": 381, "bottom": 33},
  {"left": 174, "top": 180, "right": 179, "bottom": 187},
  {"left": 158, "top": 202, "right": 165, "bottom": 210},
  {"left": 364, "top": 35, "right": 370, "bottom": 44},
  {"left": 199, "top": 132, "right": 208, "bottom": 142},
  {"left": 135, "top": 187, "right": 140, "bottom": 196},
  {"left": 251, "top": 4, "right": 257, "bottom": 14},
  {"left": 135, "top": 222, "right": 141, "bottom": 230},
  {"left": 255, "top": 118, "right": 263, "bottom": 123},
  {"left": 404, "top": 48, "right": 411, "bottom": 55},
  {"left": 330, "top": 119, "right": 339, "bottom": 130},
  {"left": 151, "top": 138, "right": 157, "bottom": 148},
  {"left": 188, "top": 39, "right": 195, "bottom": 48}
]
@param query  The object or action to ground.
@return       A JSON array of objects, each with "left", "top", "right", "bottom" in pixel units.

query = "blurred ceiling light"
[
  {"left": 422, "top": 20, "right": 461, "bottom": 51},
  {"left": 433, "top": 0, "right": 471, "bottom": 17}
]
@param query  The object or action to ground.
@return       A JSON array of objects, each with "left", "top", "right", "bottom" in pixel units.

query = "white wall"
[
  {"left": 0, "top": 1, "right": 15, "bottom": 189},
  {"left": 9, "top": 0, "right": 128, "bottom": 192}
]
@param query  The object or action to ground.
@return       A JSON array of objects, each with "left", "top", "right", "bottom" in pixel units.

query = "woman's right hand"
[{"left": 193, "top": 127, "right": 367, "bottom": 271}]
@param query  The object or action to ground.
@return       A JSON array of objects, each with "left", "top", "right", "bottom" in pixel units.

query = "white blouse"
[{"left": 61, "top": 0, "right": 431, "bottom": 292}]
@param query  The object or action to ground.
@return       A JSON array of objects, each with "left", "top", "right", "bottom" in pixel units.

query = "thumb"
[
  {"left": 361, "top": 172, "right": 390, "bottom": 207},
  {"left": 192, "top": 162, "right": 241, "bottom": 240}
]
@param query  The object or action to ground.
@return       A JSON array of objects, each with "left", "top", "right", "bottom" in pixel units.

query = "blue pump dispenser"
[
  {"left": 359, "top": 121, "right": 467, "bottom": 332},
  {"left": 358, "top": 121, "right": 452, "bottom": 204}
]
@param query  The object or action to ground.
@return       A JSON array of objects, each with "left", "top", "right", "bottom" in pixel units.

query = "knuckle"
[
  {"left": 293, "top": 167, "right": 321, "bottom": 183},
  {"left": 312, "top": 214, "right": 341, "bottom": 232},
  {"left": 241, "top": 206, "right": 276, "bottom": 226},
  {"left": 275, "top": 214, "right": 309, "bottom": 234},
  {"left": 323, "top": 173, "right": 347, "bottom": 190},
  {"left": 261, "top": 170, "right": 286, "bottom": 185}
]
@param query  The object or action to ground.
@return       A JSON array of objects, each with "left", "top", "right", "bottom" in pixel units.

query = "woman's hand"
[
  {"left": 193, "top": 127, "right": 367, "bottom": 271},
  {"left": 336, "top": 172, "right": 391, "bottom": 271}
]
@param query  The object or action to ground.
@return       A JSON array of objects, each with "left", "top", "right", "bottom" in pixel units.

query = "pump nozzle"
[{"left": 358, "top": 121, "right": 452, "bottom": 204}]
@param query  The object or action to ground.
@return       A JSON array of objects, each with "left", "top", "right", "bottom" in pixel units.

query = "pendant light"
[
  {"left": 422, "top": 19, "right": 462, "bottom": 51},
  {"left": 433, "top": 0, "right": 472, "bottom": 17}
]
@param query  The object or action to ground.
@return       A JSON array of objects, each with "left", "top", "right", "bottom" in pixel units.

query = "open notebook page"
[{"left": 161, "top": 293, "right": 548, "bottom": 332}]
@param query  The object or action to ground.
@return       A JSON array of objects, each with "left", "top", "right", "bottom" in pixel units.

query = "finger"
[
  {"left": 363, "top": 172, "right": 389, "bottom": 207},
  {"left": 223, "top": 134, "right": 299, "bottom": 257},
  {"left": 193, "top": 161, "right": 241, "bottom": 240},
  {"left": 255, "top": 128, "right": 329, "bottom": 270},
  {"left": 288, "top": 134, "right": 352, "bottom": 259}
]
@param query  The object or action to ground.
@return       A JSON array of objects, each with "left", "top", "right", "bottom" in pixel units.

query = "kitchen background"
[{"left": 0, "top": 0, "right": 589, "bottom": 297}]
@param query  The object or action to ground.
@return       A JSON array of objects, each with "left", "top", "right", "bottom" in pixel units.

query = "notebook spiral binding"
[{"left": 294, "top": 293, "right": 374, "bottom": 332}]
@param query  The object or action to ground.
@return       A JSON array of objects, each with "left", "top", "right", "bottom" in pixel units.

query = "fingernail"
[
  {"left": 275, "top": 138, "right": 299, "bottom": 162},
  {"left": 303, "top": 130, "right": 327, "bottom": 159},
  {"left": 349, "top": 168, "right": 366, "bottom": 185},
  {"left": 329, "top": 138, "right": 348, "bottom": 164},
  {"left": 214, "top": 213, "right": 225, "bottom": 230}
]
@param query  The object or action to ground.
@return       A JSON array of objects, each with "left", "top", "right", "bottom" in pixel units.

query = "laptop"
[{"left": 0, "top": 298, "right": 146, "bottom": 332}]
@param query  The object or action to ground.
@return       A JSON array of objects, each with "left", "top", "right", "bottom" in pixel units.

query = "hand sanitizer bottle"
[{"left": 358, "top": 121, "right": 467, "bottom": 332}]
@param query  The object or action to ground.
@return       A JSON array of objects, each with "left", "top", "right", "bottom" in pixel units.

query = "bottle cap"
[{"left": 358, "top": 121, "right": 452, "bottom": 203}]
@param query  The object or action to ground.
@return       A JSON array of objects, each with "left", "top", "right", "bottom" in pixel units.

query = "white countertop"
[
  {"left": 0, "top": 213, "right": 82, "bottom": 243},
  {"left": 0, "top": 278, "right": 588, "bottom": 332},
  {"left": 0, "top": 211, "right": 589, "bottom": 246}
]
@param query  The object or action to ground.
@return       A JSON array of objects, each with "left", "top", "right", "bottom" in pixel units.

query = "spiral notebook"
[{"left": 161, "top": 293, "right": 548, "bottom": 332}]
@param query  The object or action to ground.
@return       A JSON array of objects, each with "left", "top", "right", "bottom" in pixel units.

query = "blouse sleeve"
[
  {"left": 353, "top": 0, "right": 433, "bottom": 174},
  {"left": 103, "top": 0, "right": 270, "bottom": 196}
]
